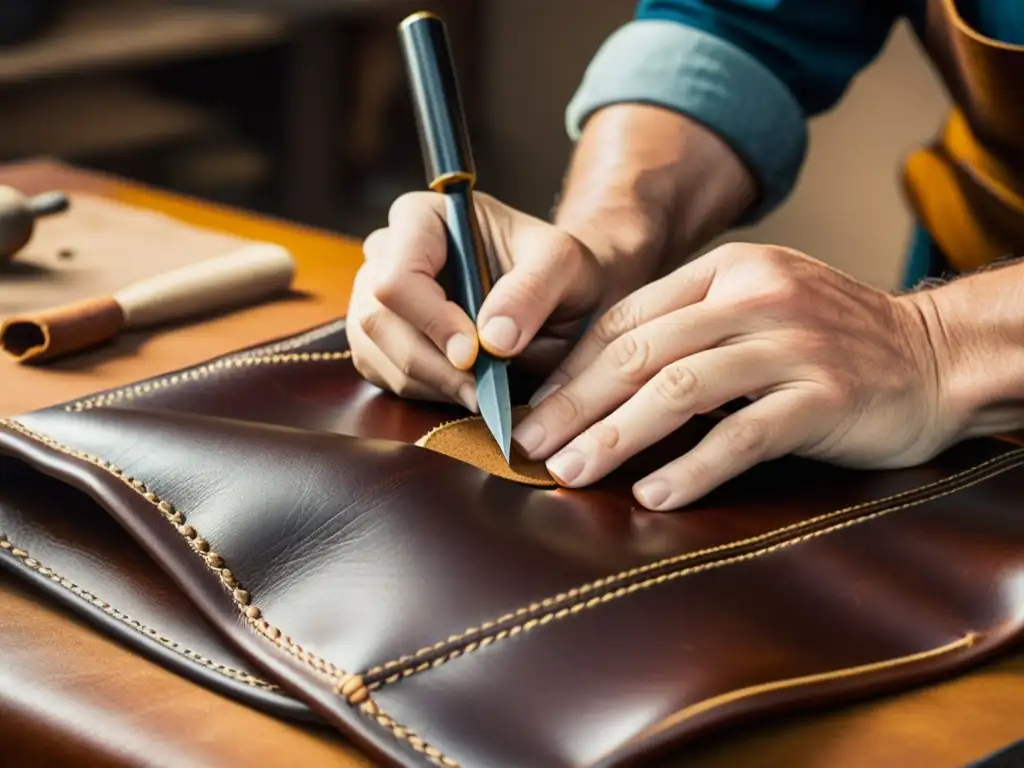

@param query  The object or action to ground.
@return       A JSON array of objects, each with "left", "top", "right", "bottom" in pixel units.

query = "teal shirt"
[{"left": 566, "top": 1, "right": 1024, "bottom": 231}]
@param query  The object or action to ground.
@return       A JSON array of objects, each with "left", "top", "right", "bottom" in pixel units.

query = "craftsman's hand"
[
  {"left": 512, "top": 244, "right": 960, "bottom": 510},
  {"left": 348, "top": 191, "right": 605, "bottom": 409}
]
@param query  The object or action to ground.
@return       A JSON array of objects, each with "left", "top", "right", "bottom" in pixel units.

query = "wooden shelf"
[{"left": 0, "top": 0, "right": 288, "bottom": 87}]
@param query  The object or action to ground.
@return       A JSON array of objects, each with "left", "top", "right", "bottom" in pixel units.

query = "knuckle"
[
  {"left": 503, "top": 265, "right": 551, "bottom": 306},
  {"left": 605, "top": 332, "right": 651, "bottom": 379},
  {"left": 362, "top": 227, "right": 388, "bottom": 260},
  {"left": 387, "top": 191, "right": 436, "bottom": 224},
  {"left": 595, "top": 301, "right": 641, "bottom": 346},
  {"left": 721, "top": 418, "right": 768, "bottom": 457},
  {"left": 545, "top": 386, "right": 585, "bottom": 425},
  {"left": 653, "top": 363, "right": 700, "bottom": 409},
  {"left": 584, "top": 420, "right": 620, "bottom": 452},
  {"left": 371, "top": 273, "right": 402, "bottom": 307},
  {"left": 358, "top": 306, "right": 383, "bottom": 339}
]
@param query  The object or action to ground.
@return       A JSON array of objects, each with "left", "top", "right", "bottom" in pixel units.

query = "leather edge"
[
  {"left": 0, "top": 528, "right": 315, "bottom": 723},
  {"left": 0, "top": 417, "right": 461, "bottom": 768}
]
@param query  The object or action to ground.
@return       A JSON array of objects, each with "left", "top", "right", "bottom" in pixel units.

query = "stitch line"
[
  {"left": 648, "top": 632, "right": 978, "bottom": 730},
  {"left": 0, "top": 418, "right": 461, "bottom": 768},
  {"left": 0, "top": 533, "right": 279, "bottom": 692},
  {"left": 366, "top": 448, "right": 1024, "bottom": 684},
  {"left": 356, "top": 699, "right": 461, "bottom": 768},
  {"left": 0, "top": 418, "right": 350, "bottom": 686},
  {"left": 64, "top": 320, "right": 350, "bottom": 413},
  {"left": 362, "top": 449, "right": 1024, "bottom": 690}
]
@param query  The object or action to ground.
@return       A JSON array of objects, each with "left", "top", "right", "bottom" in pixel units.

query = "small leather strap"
[{"left": 0, "top": 296, "right": 124, "bottom": 364}]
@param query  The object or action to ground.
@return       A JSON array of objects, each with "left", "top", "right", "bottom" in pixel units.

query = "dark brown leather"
[{"left": 2, "top": 318, "right": 1024, "bottom": 768}]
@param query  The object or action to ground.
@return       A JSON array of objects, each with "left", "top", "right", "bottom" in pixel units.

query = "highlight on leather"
[{"left": 415, "top": 406, "right": 557, "bottom": 487}]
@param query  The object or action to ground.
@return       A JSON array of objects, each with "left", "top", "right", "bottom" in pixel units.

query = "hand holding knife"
[{"left": 397, "top": 11, "right": 513, "bottom": 463}]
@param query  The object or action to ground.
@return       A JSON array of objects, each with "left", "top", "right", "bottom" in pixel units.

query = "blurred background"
[{"left": 0, "top": 0, "right": 949, "bottom": 289}]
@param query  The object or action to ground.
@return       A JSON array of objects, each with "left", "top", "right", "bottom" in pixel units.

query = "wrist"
[
  {"left": 553, "top": 103, "right": 755, "bottom": 296},
  {"left": 906, "top": 264, "right": 1024, "bottom": 439}
]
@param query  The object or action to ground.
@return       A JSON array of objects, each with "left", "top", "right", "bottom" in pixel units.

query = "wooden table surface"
[
  {"left": 1, "top": 159, "right": 361, "bottom": 416},
  {"left": 2, "top": 160, "right": 1022, "bottom": 768}
]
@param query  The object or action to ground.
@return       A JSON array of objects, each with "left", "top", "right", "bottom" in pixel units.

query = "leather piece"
[
  {"left": 0, "top": 453, "right": 309, "bottom": 721},
  {"left": 416, "top": 407, "right": 556, "bottom": 486},
  {"left": 2, "top": 319, "right": 1024, "bottom": 768},
  {"left": 1, "top": 295, "right": 124, "bottom": 363},
  {"left": 0, "top": 576, "right": 372, "bottom": 768}
]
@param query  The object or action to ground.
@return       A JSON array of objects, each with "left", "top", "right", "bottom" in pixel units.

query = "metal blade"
[{"left": 474, "top": 354, "right": 512, "bottom": 463}]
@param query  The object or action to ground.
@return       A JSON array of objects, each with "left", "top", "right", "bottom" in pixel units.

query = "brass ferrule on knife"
[{"left": 398, "top": 13, "right": 478, "bottom": 193}]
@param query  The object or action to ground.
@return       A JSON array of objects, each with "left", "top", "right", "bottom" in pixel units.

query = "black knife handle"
[
  {"left": 443, "top": 184, "right": 490, "bottom": 321},
  {"left": 398, "top": 12, "right": 475, "bottom": 192}
]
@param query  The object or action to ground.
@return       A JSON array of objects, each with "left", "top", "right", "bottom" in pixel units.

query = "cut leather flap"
[{"left": 416, "top": 407, "right": 556, "bottom": 487}]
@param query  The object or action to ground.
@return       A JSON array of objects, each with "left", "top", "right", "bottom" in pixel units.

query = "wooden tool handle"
[
  {"left": 115, "top": 242, "right": 295, "bottom": 328},
  {"left": 0, "top": 242, "right": 295, "bottom": 364}
]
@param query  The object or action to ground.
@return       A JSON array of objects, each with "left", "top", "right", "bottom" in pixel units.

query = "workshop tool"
[
  {"left": 0, "top": 242, "right": 295, "bottom": 364},
  {"left": 0, "top": 186, "right": 68, "bottom": 265},
  {"left": 398, "top": 10, "right": 513, "bottom": 463}
]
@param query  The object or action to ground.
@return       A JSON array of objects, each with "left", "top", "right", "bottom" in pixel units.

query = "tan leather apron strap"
[
  {"left": 902, "top": 0, "right": 1024, "bottom": 272},
  {"left": 903, "top": 108, "right": 1024, "bottom": 272}
]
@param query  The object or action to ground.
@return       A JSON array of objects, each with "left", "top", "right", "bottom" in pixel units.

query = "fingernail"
[
  {"left": 458, "top": 383, "right": 478, "bottom": 413},
  {"left": 529, "top": 382, "right": 561, "bottom": 408},
  {"left": 511, "top": 420, "right": 545, "bottom": 456},
  {"left": 546, "top": 449, "right": 585, "bottom": 486},
  {"left": 479, "top": 316, "right": 520, "bottom": 355},
  {"left": 634, "top": 480, "right": 670, "bottom": 510},
  {"left": 446, "top": 333, "right": 476, "bottom": 370}
]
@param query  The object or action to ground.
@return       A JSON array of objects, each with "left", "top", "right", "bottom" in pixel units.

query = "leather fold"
[{"left": 2, "top": 320, "right": 1024, "bottom": 768}]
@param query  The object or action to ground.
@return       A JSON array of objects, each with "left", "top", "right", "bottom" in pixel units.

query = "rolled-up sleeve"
[{"left": 565, "top": 1, "right": 899, "bottom": 223}]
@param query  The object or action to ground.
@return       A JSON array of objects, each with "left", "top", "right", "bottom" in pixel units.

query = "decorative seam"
[
  {"left": 362, "top": 448, "right": 1024, "bottom": 690},
  {"left": 637, "top": 632, "right": 979, "bottom": 735},
  {"left": 0, "top": 417, "right": 460, "bottom": 768},
  {"left": 64, "top": 319, "right": 350, "bottom": 413},
  {"left": 0, "top": 533, "right": 279, "bottom": 692},
  {"left": 0, "top": 419, "right": 346, "bottom": 682},
  {"left": 355, "top": 699, "right": 461, "bottom": 768}
]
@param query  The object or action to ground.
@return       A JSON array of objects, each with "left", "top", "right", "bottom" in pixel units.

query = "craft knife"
[{"left": 398, "top": 11, "right": 513, "bottom": 463}]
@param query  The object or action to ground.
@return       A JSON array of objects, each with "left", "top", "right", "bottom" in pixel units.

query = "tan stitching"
[
  {"left": 241, "top": 319, "right": 347, "bottom": 356},
  {"left": 0, "top": 533, "right": 279, "bottom": 692},
  {"left": 649, "top": 632, "right": 978, "bottom": 731},
  {"left": 0, "top": 418, "right": 349, "bottom": 687},
  {"left": 357, "top": 699, "right": 461, "bottom": 768},
  {"left": 363, "top": 449, "right": 1024, "bottom": 689},
  {"left": 66, "top": 350, "right": 352, "bottom": 412},
  {"left": 0, "top": 418, "right": 458, "bottom": 767}
]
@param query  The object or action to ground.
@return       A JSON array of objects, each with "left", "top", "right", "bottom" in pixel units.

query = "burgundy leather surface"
[{"left": 2, "top": 319, "right": 1024, "bottom": 768}]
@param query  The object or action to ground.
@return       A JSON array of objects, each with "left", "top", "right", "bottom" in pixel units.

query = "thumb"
[{"left": 476, "top": 231, "right": 597, "bottom": 358}]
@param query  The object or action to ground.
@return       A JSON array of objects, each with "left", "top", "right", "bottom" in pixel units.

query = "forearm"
[
  {"left": 553, "top": 103, "right": 756, "bottom": 294},
  {"left": 911, "top": 259, "right": 1024, "bottom": 438}
]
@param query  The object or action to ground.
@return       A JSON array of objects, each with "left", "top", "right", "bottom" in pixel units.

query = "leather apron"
[{"left": 903, "top": 0, "right": 1024, "bottom": 272}]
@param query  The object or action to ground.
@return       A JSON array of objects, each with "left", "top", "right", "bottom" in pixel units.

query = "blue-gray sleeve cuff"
[{"left": 565, "top": 20, "right": 808, "bottom": 223}]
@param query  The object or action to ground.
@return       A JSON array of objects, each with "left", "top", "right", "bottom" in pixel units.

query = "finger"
[
  {"left": 512, "top": 302, "right": 740, "bottom": 459},
  {"left": 348, "top": 273, "right": 444, "bottom": 402},
  {"left": 529, "top": 259, "right": 719, "bottom": 404},
  {"left": 475, "top": 230, "right": 601, "bottom": 358},
  {"left": 359, "top": 300, "right": 477, "bottom": 411},
  {"left": 542, "top": 342, "right": 786, "bottom": 488},
  {"left": 372, "top": 194, "right": 479, "bottom": 370},
  {"left": 376, "top": 272, "right": 480, "bottom": 370},
  {"left": 633, "top": 389, "right": 812, "bottom": 510}
]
